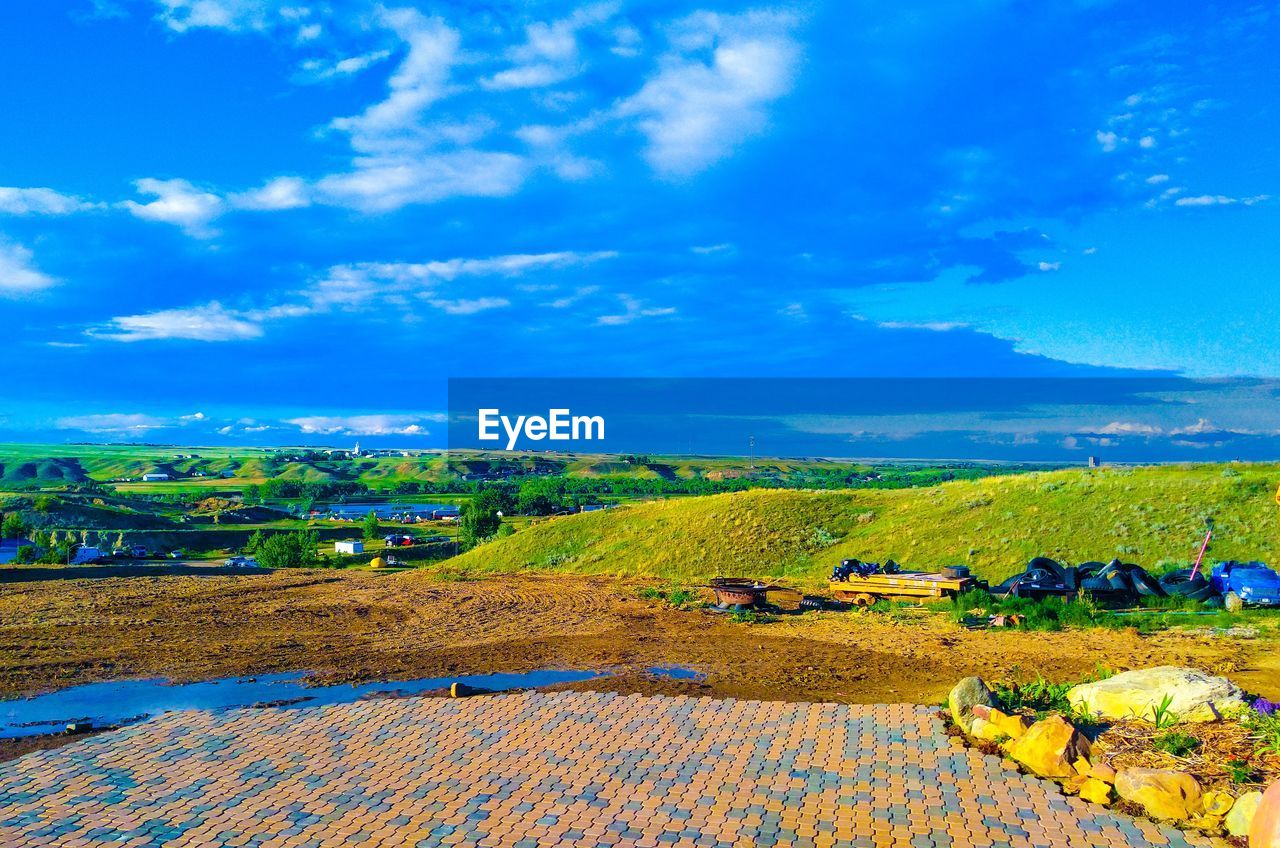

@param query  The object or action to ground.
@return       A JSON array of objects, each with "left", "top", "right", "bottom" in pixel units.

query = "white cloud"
[
  {"left": 0, "top": 186, "right": 96, "bottom": 215},
  {"left": 315, "top": 150, "right": 529, "bottom": 213},
  {"left": 329, "top": 8, "right": 460, "bottom": 154},
  {"left": 230, "top": 176, "right": 311, "bottom": 210},
  {"left": 617, "top": 9, "right": 801, "bottom": 177},
  {"left": 301, "top": 50, "right": 392, "bottom": 80},
  {"left": 55, "top": 412, "right": 171, "bottom": 433},
  {"left": 426, "top": 296, "right": 511, "bottom": 315},
  {"left": 1038, "top": 261, "right": 1061, "bottom": 271},
  {"left": 480, "top": 2, "right": 619, "bottom": 91},
  {"left": 92, "top": 302, "right": 263, "bottom": 342},
  {"left": 0, "top": 241, "right": 57, "bottom": 297},
  {"left": 877, "top": 320, "right": 966, "bottom": 332},
  {"left": 1138, "top": 135, "right": 1156, "bottom": 148},
  {"left": 152, "top": 0, "right": 293, "bottom": 33},
  {"left": 1175, "top": 194, "right": 1269, "bottom": 207},
  {"left": 1145, "top": 173, "right": 1169, "bottom": 184},
  {"left": 120, "top": 178, "right": 224, "bottom": 237},
  {"left": 1095, "top": 130, "right": 1119, "bottom": 152},
  {"left": 285, "top": 414, "right": 439, "bottom": 436},
  {"left": 595, "top": 294, "right": 676, "bottom": 325},
  {"left": 89, "top": 251, "right": 617, "bottom": 341},
  {"left": 691, "top": 243, "right": 734, "bottom": 255}
]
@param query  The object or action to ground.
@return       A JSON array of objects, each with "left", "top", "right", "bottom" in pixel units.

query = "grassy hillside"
[{"left": 444, "top": 463, "right": 1280, "bottom": 586}]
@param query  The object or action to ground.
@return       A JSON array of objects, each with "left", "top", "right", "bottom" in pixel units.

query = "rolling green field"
[
  {"left": 0, "top": 442, "right": 1044, "bottom": 492},
  {"left": 445, "top": 463, "right": 1280, "bottom": 586}
]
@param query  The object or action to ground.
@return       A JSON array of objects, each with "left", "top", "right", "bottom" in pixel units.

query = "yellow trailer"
[{"left": 829, "top": 571, "right": 977, "bottom": 606}]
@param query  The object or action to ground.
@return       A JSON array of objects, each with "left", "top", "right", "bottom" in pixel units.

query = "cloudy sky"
[{"left": 1, "top": 0, "right": 1277, "bottom": 452}]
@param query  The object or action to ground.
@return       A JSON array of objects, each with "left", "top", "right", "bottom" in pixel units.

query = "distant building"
[
  {"left": 335, "top": 540, "right": 364, "bottom": 555},
  {"left": 1088, "top": 456, "right": 1101, "bottom": 468},
  {"left": 353, "top": 442, "right": 362, "bottom": 457},
  {"left": 142, "top": 473, "right": 171, "bottom": 482}
]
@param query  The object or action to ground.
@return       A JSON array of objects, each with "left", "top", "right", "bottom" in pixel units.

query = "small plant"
[
  {"left": 727, "top": 610, "right": 777, "bottom": 625},
  {"left": 1225, "top": 758, "right": 1260, "bottom": 784},
  {"left": 1152, "top": 730, "right": 1198, "bottom": 757},
  {"left": 1151, "top": 693, "right": 1178, "bottom": 729},
  {"left": 638, "top": 584, "right": 698, "bottom": 608},
  {"left": 1242, "top": 705, "right": 1280, "bottom": 756}
]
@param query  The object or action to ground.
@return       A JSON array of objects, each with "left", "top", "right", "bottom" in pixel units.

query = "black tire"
[
  {"left": 1128, "top": 568, "right": 1166, "bottom": 598},
  {"left": 1160, "top": 569, "right": 1210, "bottom": 597},
  {"left": 1028, "top": 557, "right": 1068, "bottom": 580},
  {"left": 1183, "top": 585, "right": 1220, "bottom": 602}
]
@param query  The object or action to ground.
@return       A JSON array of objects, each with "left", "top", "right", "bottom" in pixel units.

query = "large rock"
[
  {"left": 1007, "top": 715, "right": 1092, "bottom": 779},
  {"left": 1114, "top": 768, "right": 1204, "bottom": 821},
  {"left": 1066, "top": 666, "right": 1246, "bottom": 723},
  {"left": 1224, "top": 790, "right": 1260, "bottom": 839},
  {"left": 1253, "top": 782, "right": 1280, "bottom": 848},
  {"left": 1080, "top": 778, "right": 1113, "bottom": 805},
  {"left": 948, "top": 677, "right": 995, "bottom": 733}
]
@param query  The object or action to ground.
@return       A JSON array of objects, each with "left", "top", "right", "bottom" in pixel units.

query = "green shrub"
[{"left": 1153, "top": 730, "right": 1198, "bottom": 756}]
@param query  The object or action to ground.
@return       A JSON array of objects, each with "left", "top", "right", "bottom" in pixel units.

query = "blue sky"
[{"left": 1, "top": 0, "right": 1277, "bottom": 452}]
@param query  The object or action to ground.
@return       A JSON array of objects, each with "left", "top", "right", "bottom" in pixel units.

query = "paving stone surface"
[{"left": 0, "top": 691, "right": 1219, "bottom": 847}]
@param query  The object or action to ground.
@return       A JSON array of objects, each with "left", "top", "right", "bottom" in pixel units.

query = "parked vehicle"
[
  {"left": 223, "top": 556, "right": 258, "bottom": 568},
  {"left": 1211, "top": 561, "right": 1280, "bottom": 611}
]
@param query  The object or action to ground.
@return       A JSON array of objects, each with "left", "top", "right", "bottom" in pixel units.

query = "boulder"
[
  {"left": 1114, "top": 768, "right": 1204, "bottom": 821},
  {"left": 1224, "top": 790, "right": 1261, "bottom": 839},
  {"left": 1202, "top": 790, "right": 1235, "bottom": 817},
  {"left": 1066, "top": 666, "right": 1246, "bottom": 724},
  {"left": 1080, "top": 778, "right": 1113, "bottom": 805},
  {"left": 1008, "top": 715, "right": 1092, "bottom": 779},
  {"left": 969, "top": 717, "right": 1006, "bottom": 743},
  {"left": 1252, "top": 782, "right": 1280, "bottom": 848},
  {"left": 948, "top": 677, "right": 995, "bottom": 733},
  {"left": 988, "top": 708, "right": 1031, "bottom": 740},
  {"left": 1090, "top": 762, "right": 1117, "bottom": 783}
]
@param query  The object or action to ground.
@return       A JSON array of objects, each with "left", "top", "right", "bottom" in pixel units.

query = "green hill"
[{"left": 444, "top": 464, "right": 1280, "bottom": 586}]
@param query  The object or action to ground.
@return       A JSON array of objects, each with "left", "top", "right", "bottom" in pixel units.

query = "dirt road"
[{"left": 0, "top": 570, "right": 1274, "bottom": 706}]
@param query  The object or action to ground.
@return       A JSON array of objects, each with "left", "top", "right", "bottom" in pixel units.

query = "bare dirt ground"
[{"left": 1, "top": 570, "right": 1275, "bottom": 709}]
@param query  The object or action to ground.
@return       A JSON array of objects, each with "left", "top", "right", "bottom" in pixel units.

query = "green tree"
[
  {"left": 1, "top": 513, "right": 27, "bottom": 540},
  {"left": 459, "top": 500, "right": 502, "bottom": 550},
  {"left": 15, "top": 545, "right": 37, "bottom": 565},
  {"left": 245, "top": 529, "right": 266, "bottom": 554},
  {"left": 242, "top": 483, "right": 261, "bottom": 504},
  {"left": 255, "top": 531, "right": 319, "bottom": 569},
  {"left": 362, "top": 511, "right": 381, "bottom": 541}
]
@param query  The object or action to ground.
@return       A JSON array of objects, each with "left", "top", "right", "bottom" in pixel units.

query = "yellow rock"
[
  {"left": 1188, "top": 814, "right": 1222, "bottom": 831},
  {"left": 1090, "top": 762, "right": 1117, "bottom": 783},
  {"left": 1066, "top": 666, "right": 1245, "bottom": 724},
  {"left": 1224, "top": 790, "right": 1262, "bottom": 838},
  {"left": 988, "top": 708, "right": 1031, "bottom": 740},
  {"left": 969, "top": 717, "right": 1006, "bottom": 742},
  {"left": 1080, "top": 778, "right": 1113, "bottom": 805},
  {"left": 1114, "top": 768, "right": 1204, "bottom": 821},
  {"left": 1073, "top": 756, "right": 1093, "bottom": 777},
  {"left": 1202, "top": 790, "right": 1234, "bottom": 817},
  {"left": 1007, "top": 715, "right": 1092, "bottom": 779}
]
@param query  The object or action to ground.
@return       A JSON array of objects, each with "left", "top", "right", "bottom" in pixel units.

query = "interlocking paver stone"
[{"left": 0, "top": 692, "right": 1220, "bottom": 847}]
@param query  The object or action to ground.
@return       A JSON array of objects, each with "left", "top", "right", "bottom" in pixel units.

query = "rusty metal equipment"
[{"left": 708, "top": 577, "right": 779, "bottom": 610}]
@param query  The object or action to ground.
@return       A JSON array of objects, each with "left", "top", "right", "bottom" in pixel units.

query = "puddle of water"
[
  {"left": 648, "top": 666, "right": 706, "bottom": 681},
  {"left": 0, "top": 668, "right": 604, "bottom": 739}
]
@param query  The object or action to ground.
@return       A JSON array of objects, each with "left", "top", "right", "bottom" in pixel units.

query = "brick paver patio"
[{"left": 0, "top": 691, "right": 1217, "bottom": 847}]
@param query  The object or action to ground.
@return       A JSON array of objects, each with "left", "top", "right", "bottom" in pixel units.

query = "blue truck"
[{"left": 1210, "top": 561, "right": 1280, "bottom": 611}]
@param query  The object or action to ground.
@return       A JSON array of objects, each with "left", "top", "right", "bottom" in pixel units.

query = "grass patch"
[{"left": 1152, "top": 730, "right": 1199, "bottom": 756}]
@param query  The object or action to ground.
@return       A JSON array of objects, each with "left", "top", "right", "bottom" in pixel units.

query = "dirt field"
[{"left": 1, "top": 569, "right": 1275, "bottom": 710}]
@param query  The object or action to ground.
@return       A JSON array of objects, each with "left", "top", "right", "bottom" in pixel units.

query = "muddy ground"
[{"left": 1, "top": 570, "right": 1275, "bottom": 708}]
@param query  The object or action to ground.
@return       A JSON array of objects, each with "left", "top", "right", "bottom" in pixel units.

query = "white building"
[
  {"left": 142, "top": 473, "right": 171, "bottom": 482},
  {"left": 335, "top": 540, "right": 364, "bottom": 555}
]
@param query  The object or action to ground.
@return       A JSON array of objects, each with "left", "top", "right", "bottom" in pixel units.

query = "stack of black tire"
[
  {"left": 1156, "top": 567, "right": 1219, "bottom": 602},
  {"left": 993, "top": 557, "right": 1168, "bottom": 604}
]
